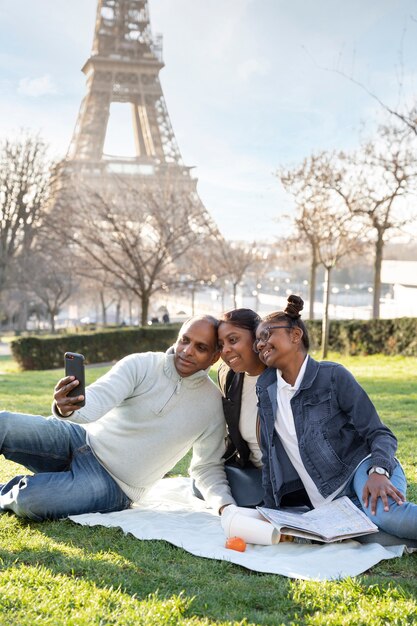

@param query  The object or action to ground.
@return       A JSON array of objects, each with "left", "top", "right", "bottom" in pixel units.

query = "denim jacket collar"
[
  {"left": 297, "top": 356, "right": 320, "bottom": 392},
  {"left": 258, "top": 355, "right": 320, "bottom": 395}
]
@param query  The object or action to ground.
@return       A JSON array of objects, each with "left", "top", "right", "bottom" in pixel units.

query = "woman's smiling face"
[{"left": 218, "top": 322, "right": 265, "bottom": 376}]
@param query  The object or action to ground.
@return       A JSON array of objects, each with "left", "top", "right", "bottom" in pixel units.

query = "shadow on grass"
[
  {"left": 0, "top": 515, "right": 295, "bottom": 625},
  {"left": 1, "top": 503, "right": 417, "bottom": 624}
]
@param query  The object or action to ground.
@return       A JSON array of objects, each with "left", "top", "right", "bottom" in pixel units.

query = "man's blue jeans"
[
  {"left": 342, "top": 457, "right": 417, "bottom": 540},
  {"left": 0, "top": 411, "right": 131, "bottom": 521}
]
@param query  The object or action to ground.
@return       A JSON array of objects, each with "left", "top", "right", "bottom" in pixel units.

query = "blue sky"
[{"left": 1, "top": 0, "right": 417, "bottom": 240}]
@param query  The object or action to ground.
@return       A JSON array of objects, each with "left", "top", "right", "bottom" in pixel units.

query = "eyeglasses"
[{"left": 253, "top": 326, "right": 292, "bottom": 353}]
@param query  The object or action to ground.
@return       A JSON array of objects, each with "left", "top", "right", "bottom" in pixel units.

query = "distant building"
[{"left": 381, "top": 260, "right": 417, "bottom": 317}]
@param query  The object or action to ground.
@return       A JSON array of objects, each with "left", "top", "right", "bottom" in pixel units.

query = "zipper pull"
[{"left": 176, "top": 378, "right": 182, "bottom": 394}]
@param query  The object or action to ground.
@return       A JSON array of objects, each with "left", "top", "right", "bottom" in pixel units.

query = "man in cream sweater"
[{"left": 0, "top": 316, "right": 235, "bottom": 520}]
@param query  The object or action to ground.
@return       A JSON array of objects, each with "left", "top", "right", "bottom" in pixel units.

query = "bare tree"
[
  {"left": 213, "top": 238, "right": 267, "bottom": 309},
  {"left": 97, "top": 286, "right": 119, "bottom": 325},
  {"left": 17, "top": 244, "right": 75, "bottom": 332},
  {"left": 315, "top": 208, "right": 365, "bottom": 358},
  {"left": 51, "top": 178, "right": 217, "bottom": 326},
  {"left": 173, "top": 244, "right": 220, "bottom": 315},
  {"left": 325, "top": 124, "right": 417, "bottom": 318},
  {"left": 0, "top": 132, "right": 52, "bottom": 327},
  {"left": 73, "top": 264, "right": 126, "bottom": 326},
  {"left": 329, "top": 65, "right": 417, "bottom": 137},
  {"left": 0, "top": 287, "right": 26, "bottom": 331},
  {"left": 321, "top": 13, "right": 417, "bottom": 139},
  {"left": 278, "top": 153, "right": 342, "bottom": 319},
  {"left": 278, "top": 151, "right": 365, "bottom": 355}
]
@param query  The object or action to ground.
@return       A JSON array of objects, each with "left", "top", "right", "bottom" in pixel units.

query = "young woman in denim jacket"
[{"left": 255, "top": 294, "right": 417, "bottom": 541}]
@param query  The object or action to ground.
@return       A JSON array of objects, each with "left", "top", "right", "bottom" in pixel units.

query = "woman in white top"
[
  {"left": 217, "top": 308, "right": 265, "bottom": 506},
  {"left": 217, "top": 308, "right": 311, "bottom": 508}
]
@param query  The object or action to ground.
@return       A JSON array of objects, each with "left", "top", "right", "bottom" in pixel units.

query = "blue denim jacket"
[{"left": 257, "top": 357, "right": 398, "bottom": 508}]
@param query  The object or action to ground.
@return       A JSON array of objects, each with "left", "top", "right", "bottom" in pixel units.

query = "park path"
[
  {"left": 0, "top": 342, "right": 11, "bottom": 374},
  {"left": 0, "top": 342, "right": 10, "bottom": 356}
]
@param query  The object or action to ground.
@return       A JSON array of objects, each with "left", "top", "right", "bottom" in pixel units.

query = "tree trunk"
[
  {"left": 99, "top": 291, "right": 107, "bottom": 325},
  {"left": 321, "top": 266, "right": 332, "bottom": 359},
  {"left": 115, "top": 300, "right": 121, "bottom": 325},
  {"left": 141, "top": 295, "right": 150, "bottom": 327},
  {"left": 221, "top": 288, "right": 225, "bottom": 311},
  {"left": 372, "top": 232, "right": 384, "bottom": 319},
  {"left": 308, "top": 251, "right": 318, "bottom": 320},
  {"left": 191, "top": 288, "right": 195, "bottom": 315},
  {"left": 232, "top": 283, "right": 238, "bottom": 309},
  {"left": 50, "top": 311, "right": 56, "bottom": 333},
  {"left": 17, "top": 298, "right": 29, "bottom": 332}
]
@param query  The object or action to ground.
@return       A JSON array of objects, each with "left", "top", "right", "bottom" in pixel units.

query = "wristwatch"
[{"left": 368, "top": 466, "right": 390, "bottom": 478}]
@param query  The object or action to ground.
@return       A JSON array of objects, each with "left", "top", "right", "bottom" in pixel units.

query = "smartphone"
[{"left": 64, "top": 352, "right": 86, "bottom": 407}]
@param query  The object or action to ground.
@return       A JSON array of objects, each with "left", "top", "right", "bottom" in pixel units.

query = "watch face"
[
  {"left": 371, "top": 466, "right": 389, "bottom": 477},
  {"left": 368, "top": 466, "right": 389, "bottom": 478}
]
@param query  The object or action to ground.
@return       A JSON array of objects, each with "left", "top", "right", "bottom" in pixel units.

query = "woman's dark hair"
[
  {"left": 219, "top": 308, "right": 261, "bottom": 340},
  {"left": 262, "top": 295, "right": 310, "bottom": 351}
]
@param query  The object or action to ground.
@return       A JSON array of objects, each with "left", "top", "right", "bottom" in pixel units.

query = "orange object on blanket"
[{"left": 225, "top": 536, "right": 247, "bottom": 552}]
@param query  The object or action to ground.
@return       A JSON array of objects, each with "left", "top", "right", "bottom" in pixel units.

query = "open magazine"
[{"left": 257, "top": 496, "right": 378, "bottom": 543}]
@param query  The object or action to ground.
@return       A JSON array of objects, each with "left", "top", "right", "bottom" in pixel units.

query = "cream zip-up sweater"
[{"left": 53, "top": 352, "right": 235, "bottom": 512}]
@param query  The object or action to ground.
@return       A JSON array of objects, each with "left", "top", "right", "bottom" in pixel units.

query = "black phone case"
[{"left": 64, "top": 352, "right": 86, "bottom": 407}]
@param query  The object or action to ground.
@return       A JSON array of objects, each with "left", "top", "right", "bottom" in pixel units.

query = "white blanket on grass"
[{"left": 69, "top": 477, "right": 406, "bottom": 581}]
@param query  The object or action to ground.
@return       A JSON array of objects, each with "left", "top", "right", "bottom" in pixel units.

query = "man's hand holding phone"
[
  {"left": 54, "top": 352, "right": 86, "bottom": 416},
  {"left": 54, "top": 376, "right": 85, "bottom": 416}
]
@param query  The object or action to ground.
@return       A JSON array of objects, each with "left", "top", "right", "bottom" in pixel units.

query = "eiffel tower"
[
  {"left": 51, "top": 0, "right": 221, "bottom": 326},
  {"left": 62, "top": 0, "right": 196, "bottom": 190}
]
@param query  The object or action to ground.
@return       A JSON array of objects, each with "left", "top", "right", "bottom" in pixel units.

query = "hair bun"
[{"left": 285, "top": 294, "right": 304, "bottom": 319}]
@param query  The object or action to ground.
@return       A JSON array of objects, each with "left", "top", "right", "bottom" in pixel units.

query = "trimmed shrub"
[
  {"left": 391, "top": 317, "right": 417, "bottom": 356},
  {"left": 11, "top": 325, "right": 181, "bottom": 370},
  {"left": 305, "top": 317, "right": 417, "bottom": 356}
]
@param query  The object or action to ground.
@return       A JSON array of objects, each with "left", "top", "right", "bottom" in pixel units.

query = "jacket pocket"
[
  {"left": 300, "top": 391, "right": 349, "bottom": 482},
  {"left": 303, "top": 390, "right": 332, "bottom": 423}
]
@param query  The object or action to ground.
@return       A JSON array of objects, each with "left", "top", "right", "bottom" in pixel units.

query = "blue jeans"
[
  {"left": 0, "top": 411, "right": 131, "bottom": 521},
  {"left": 341, "top": 457, "right": 417, "bottom": 541}
]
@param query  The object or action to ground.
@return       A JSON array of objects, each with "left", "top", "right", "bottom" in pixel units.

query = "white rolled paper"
[{"left": 224, "top": 510, "right": 280, "bottom": 545}]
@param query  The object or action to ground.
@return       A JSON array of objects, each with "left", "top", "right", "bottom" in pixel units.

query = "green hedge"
[
  {"left": 10, "top": 317, "right": 417, "bottom": 370},
  {"left": 11, "top": 325, "right": 181, "bottom": 370},
  {"left": 307, "top": 317, "right": 417, "bottom": 356}
]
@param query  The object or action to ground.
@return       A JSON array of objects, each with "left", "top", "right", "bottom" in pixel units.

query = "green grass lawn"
[{"left": 0, "top": 352, "right": 416, "bottom": 625}]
